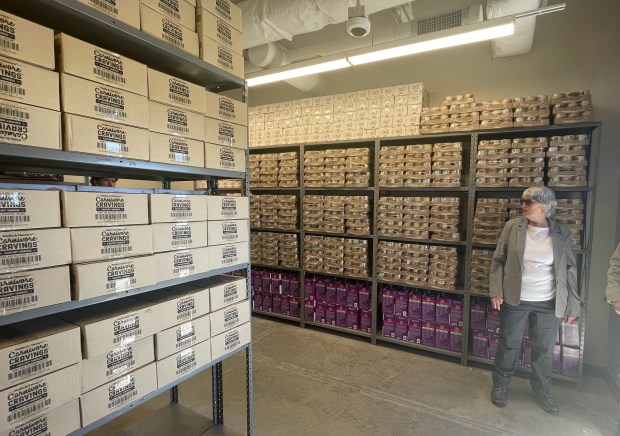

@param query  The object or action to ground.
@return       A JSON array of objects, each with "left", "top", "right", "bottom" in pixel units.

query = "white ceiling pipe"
[{"left": 487, "top": 0, "right": 541, "bottom": 57}]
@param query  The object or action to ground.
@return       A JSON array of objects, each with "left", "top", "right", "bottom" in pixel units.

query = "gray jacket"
[{"left": 489, "top": 217, "right": 581, "bottom": 318}]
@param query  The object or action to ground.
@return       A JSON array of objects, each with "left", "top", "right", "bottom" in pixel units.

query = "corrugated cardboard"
[
  {"left": 0, "top": 318, "right": 80, "bottom": 391},
  {"left": 0, "top": 228, "right": 71, "bottom": 274},
  {"left": 0, "top": 398, "right": 80, "bottom": 436},
  {"left": 200, "top": 40, "right": 243, "bottom": 79},
  {"left": 154, "top": 246, "right": 210, "bottom": 282},
  {"left": 0, "top": 266, "right": 70, "bottom": 317},
  {"left": 0, "top": 364, "right": 80, "bottom": 433},
  {"left": 135, "top": 283, "right": 210, "bottom": 330},
  {"left": 149, "top": 131, "right": 205, "bottom": 167},
  {"left": 79, "top": 336, "right": 154, "bottom": 394},
  {"left": 152, "top": 221, "right": 208, "bottom": 253},
  {"left": 205, "top": 196, "right": 249, "bottom": 220},
  {"left": 207, "top": 242, "right": 249, "bottom": 270},
  {"left": 207, "top": 219, "right": 249, "bottom": 245},
  {"left": 210, "top": 299, "right": 250, "bottom": 337},
  {"left": 75, "top": 0, "right": 141, "bottom": 29},
  {"left": 61, "top": 191, "right": 149, "bottom": 228},
  {"left": 204, "top": 90, "right": 247, "bottom": 125},
  {"left": 70, "top": 225, "right": 153, "bottom": 264},
  {"left": 204, "top": 143, "right": 245, "bottom": 172},
  {"left": 208, "top": 275, "right": 247, "bottom": 312},
  {"left": 62, "top": 114, "right": 150, "bottom": 160},
  {"left": 147, "top": 68, "right": 205, "bottom": 113},
  {"left": 140, "top": 5, "right": 199, "bottom": 57},
  {"left": 204, "top": 116, "right": 247, "bottom": 149},
  {"left": 71, "top": 255, "right": 156, "bottom": 300},
  {"left": 197, "top": 0, "right": 242, "bottom": 31},
  {"left": 0, "top": 189, "right": 60, "bottom": 231},
  {"left": 0, "top": 56, "right": 59, "bottom": 111},
  {"left": 154, "top": 314, "right": 211, "bottom": 360},
  {"left": 210, "top": 321, "right": 250, "bottom": 360},
  {"left": 141, "top": 0, "right": 196, "bottom": 31},
  {"left": 0, "top": 99, "right": 60, "bottom": 149},
  {"left": 79, "top": 363, "right": 157, "bottom": 426},
  {"left": 156, "top": 339, "right": 211, "bottom": 388},
  {"left": 149, "top": 193, "right": 208, "bottom": 223},
  {"left": 60, "top": 300, "right": 160, "bottom": 358},
  {"left": 197, "top": 9, "right": 242, "bottom": 55},
  {"left": 148, "top": 100, "right": 205, "bottom": 141},
  {"left": 55, "top": 33, "right": 148, "bottom": 96},
  {"left": 0, "top": 10, "right": 54, "bottom": 70},
  {"left": 60, "top": 74, "right": 149, "bottom": 128}
]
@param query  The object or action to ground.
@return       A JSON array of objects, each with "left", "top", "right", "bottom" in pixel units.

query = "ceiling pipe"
[{"left": 486, "top": 0, "right": 541, "bottom": 58}]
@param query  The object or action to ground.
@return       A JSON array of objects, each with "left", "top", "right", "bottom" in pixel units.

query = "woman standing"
[{"left": 489, "top": 186, "right": 580, "bottom": 414}]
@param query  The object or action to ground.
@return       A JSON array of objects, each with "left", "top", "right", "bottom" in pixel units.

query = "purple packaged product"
[
  {"left": 251, "top": 271, "right": 261, "bottom": 293},
  {"left": 449, "top": 325, "right": 463, "bottom": 352},
  {"left": 304, "top": 299, "right": 315, "bottom": 321},
  {"left": 360, "top": 309, "right": 372, "bottom": 333},
  {"left": 347, "top": 285, "right": 360, "bottom": 309},
  {"left": 316, "top": 280, "right": 327, "bottom": 302},
  {"left": 383, "top": 314, "right": 396, "bottom": 337},
  {"left": 561, "top": 347, "right": 580, "bottom": 377},
  {"left": 408, "top": 293, "right": 423, "bottom": 320},
  {"left": 522, "top": 337, "right": 532, "bottom": 367},
  {"left": 486, "top": 306, "right": 501, "bottom": 334},
  {"left": 421, "top": 322, "right": 436, "bottom": 347},
  {"left": 422, "top": 295, "right": 436, "bottom": 323},
  {"left": 382, "top": 289, "right": 395, "bottom": 314},
  {"left": 326, "top": 282, "right": 338, "bottom": 305},
  {"left": 552, "top": 345, "right": 562, "bottom": 374},
  {"left": 435, "top": 324, "right": 449, "bottom": 350},
  {"left": 263, "top": 293, "right": 273, "bottom": 311},
  {"left": 290, "top": 297, "right": 300, "bottom": 318},
  {"left": 272, "top": 294, "right": 282, "bottom": 313},
  {"left": 408, "top": 319, "right": 422, "bottom": 344},
  {"left": 449, "top": 299, "right": 464, "bottom": 326},
  {"left": 488, "top": 333, "right": 499, "bottom": 360},
  {"left": 358, "top": 285, "right": 371, "bottom": 311},
  {"left": 281, "top": 275, "right": 291, "bottom": 296},
  {"left": 304, "top": 278, "right": 316, "bottom": 300},
  {"left": 253, "top": 293, "right": 263, "bottom": 311},
  {"left": 560, "top": 320, "right": 579, "bottom": 347},
  {"left": 394, "top": 291, "right": 409, "bottom": 317},
  {"left": 394, "top": 315, "right": 409, "bottom": 341},
  {"left": 290, "top": 277, "right": 300, "bottom": 298},
  {"left": 315, "top": 301, "right": 327, "bottom": 323},
  {"left": 337, "top": 284, "right": 348, "bottom": 306},
  {"left": 346, "top": 308, "right": 360, "bottom": 330},
  {"left": 326, "top": 304, "right": 337, "bottom": 325},
  {"left": 472, "top": 330, "right": 489, "bottom": 358},
  {"left": 281, "top": 295, "right": 291, "bottom": 315},
  {"left": 271, "top": 273, "right": 282, "bottom": 294},
  {"left": 436, "top": 298, "right": 450, "bottom": 325},
  {"left": 262, "top": 274, "right": 271, "bottom": 294},
  {"left": 336, "top": 305, "right": 348, "bottom": 327},
  {"left": 470, "top": 303, "right": 486, "bottom": 330}
]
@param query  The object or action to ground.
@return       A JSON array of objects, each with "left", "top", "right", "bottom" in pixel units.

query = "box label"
[
  {"left": 166, "top": 107, "right": 190, "bottom": 136},
  {"left": 174, "top": 251, "right": 195, "bottom": 276},
  {"left": 0, "top": 14, "right": 19, "bottom": 54},
  {"left": 223, "top": 306, "right": 239, "bottom": 329},
  {"left": 162, "top": 18, "right": 185, "bottom": 49},
  {"left": 0, "top": 233, "right": 41, "bottom": 269},
  {"left": 168, "top": 77, "right": 191, "bottom": 107},
  {"left": 167, "top": 136, "right": 191, "bottom": 163},
  {"left": 0, "top": 58, "right": 25, "bottom": 99},
  {"left": 221, "top": 221, "right": 238, "bottom": 242},
  {"left": 113, "top": 313, "right": 142, "bottom": 346},
  {"left": 0, "top": 272, "right": 37, "bottom": 311},
  {"left": 219, "top": 146, "right": 236, "bottom": 168},
  {"left": 175, "top": 322, "right": 197, "bottom": 349},
  {"left": 170, "top": 196, "right": 193, "bottom": 220},
  {"left": 223, "top": 283, "right": 240, "bottom": 305},
  {"left": 106, "top": 259, "right": 138, "bottom": 293},
  {"left": 172, "top": 223, "right": 193, "bottom": 249},
  {"left": 93, "top": 48, "right": 126, "bottom": 85},
  {"left": 94, "top": 85, "right": 127, "bottom": 120},
  {"left": 100, "top": 227, "right": 132, "bottom": 256},
  {"left": 0, "top": 102, "right": 31, "bottom": 144},
  {"left": 176, "top": 295, "right": 197, "bottom": 322},
  {"left": 0, "top": 192, "right": 28, "bottom": 228},
  {"left": 223, "top": 329, "right": 240, "bottom": 352},
  {"left": 175, "top": 348, "right": 196, "bottom": 376},
  {"left": 108, "top": 374, "right": 137, "bottom": 410},
  {"left": 158, "top": 0, "right": 182, "bottom": 20},
  {"left": 6, "top": 341, "right": 52, "bottom": 384},
  {"left": 95, "top": 194, "right": 127, "bottom": 222},
  {"left": 105, "top": 345, "right": 135, "bottom": 378},
  {"left": 5, "top": 379, "right": 51, "bottom": 424},
  {"left": 221, "top": 244, "right": 238, "bottom": 266},
  {"left": 96, "top": 122, "right": 129, "bottom": 154}
]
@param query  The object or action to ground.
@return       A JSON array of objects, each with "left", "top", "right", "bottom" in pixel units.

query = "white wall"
[{"left": 248, "top": 0, "right": 620, "bottom": 367}]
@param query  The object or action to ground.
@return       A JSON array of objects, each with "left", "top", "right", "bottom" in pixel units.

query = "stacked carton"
[
  {"left": 554, "top": 199, "right": 585, "bottom": 249},
  {"left": 304, "top": 148, "right": 370, "bottom": 188},
  {"left": 251, "top": 232, "right": 299, "bottom": 268},
  {"left": 250, "top": 195, "right": 298, "bottom": 230},
  {"left": 475, "top": 139, "right": 511, "bottom": 187},
  {"left": 304, "top": 236, "right": 370, "bottom": 278},
  {"left": 378, "top": 144, "right": 432, "bottom": 187},
  {"left": 513, "top": 95, "right": 550, "bottom": 127},
  {"left": 250, "top": 152, "right": 299, "bottom": 188},
  {"left": 547, "top": 135, "right": 589, "bottom": 187},
  {"left": 478, "top": 98, "right": 514, "bottom": 130},
  {"left": 429, "top": 197, "right": 462, "bottom": 242},
  {"left": 251, "top": 269, "right": 301, "bottom": 318},
  {"left": 552, "top": 91, "right": 593, "bottom": 125},
  {"left": 303, "top": 196, "right": 371, "bottom": 235},
  {"left": 472, "top": 198, "right": 519, "bottom": 245},
  {"left": 469, "top": 249, "right": 494, "bottom": 295},
  {"left": 421, "top": 95, "right": 482, "bottom": 134},
  {"left": 77, "top": 0, "right": 141, "bottom": 28},
  {"left": 509, "top": 137, "right": 547, "bottom": 187},
  {"left": 432, "top": 142, "right": 463, "bottom": 187},
  {"left": 139, "top": 0, "right": 199, "bottom": 57}
]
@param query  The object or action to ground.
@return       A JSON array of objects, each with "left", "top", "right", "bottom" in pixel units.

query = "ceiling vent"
[{"left": 417, "top": 9, "right": 462, "bottom": 35}]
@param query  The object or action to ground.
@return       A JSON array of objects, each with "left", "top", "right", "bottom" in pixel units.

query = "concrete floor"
[{"left": 93, "top": 317, "right": 618, "bottom": 436}]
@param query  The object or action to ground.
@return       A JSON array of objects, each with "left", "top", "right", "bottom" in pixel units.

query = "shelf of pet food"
[
  {"left": 0, "top": 143, "right": 247, "bottom": 181},
  {"left": 378, "top": 235, "right": 467, "bottom": 247},
  {"left": 466, "top": 355, "right": 578, "bottom": 383},
  {"left": 471, "top": 242, "right": 588, "bottom": 255},
  {"left": 251, "top": 227, "right": 301, "bottom": 234},
  {"left": 69, "top": 344, "right": 251, "bottom": 436},
  {"left": 0, "top": 263, "right": 249, "bottom": 327},
  {"left": 252, "top": 309, "right": 300, "bottom": 322},
  {"left": 1, "top": 0, "right": 245, "bottom": 92},
  {"left": 303, "top": 231, "right": 374, "bottom": 240},
  {"left": 376, "top": 336, "right": 462, "bottom": 359},
  {"left": 378, "top": 186, "right": 470, "bottom": 192},
  {"left": 376, "top": 279, "right": 465, "bottom": 296},
  {"left": 474, "top": 186, "right": 592, "bottom": 193},
  {"left": 476, "top": 122, "right": 600, "bottom": 138},
  {"left": 252, "top": 263, "right": 302, "bottom": 272},
  {"left": 304, "top": 270, "right": 373, "bottom": 282},
  {"left": 305, "top": 320, "right": 372, "bottom": 338}
]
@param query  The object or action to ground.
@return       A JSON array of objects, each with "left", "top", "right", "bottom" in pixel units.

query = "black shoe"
[
  {"left": 533, "top": 391, "right": 559, "bottom": 415},
  {"left": 491, "top": 386, "right": 507, "bottom": 408}
]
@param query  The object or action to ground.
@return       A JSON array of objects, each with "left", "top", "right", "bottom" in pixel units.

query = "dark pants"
[{"left": 492, "top": 299, "right": 561, "bottom": 393}]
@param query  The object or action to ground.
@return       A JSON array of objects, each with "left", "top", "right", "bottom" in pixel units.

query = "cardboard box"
[
  {"left": 140, "top": 5, "right": 199, "bottom": 57},
  {"left": 149, "top": 193, "right": 207, "bottom": 223},
  {"left": 141, "top": 0, "right": 196, "bottom": 31},
  {"left": 0, "top": 398, "right": 80, "bottom": 436},
  {"left": 0, "top": 318, "right": 80, "bottom": 391},
  {"left": 0, "top": 189, "right": 60, "bottom": 231},
  {"left": 207, "top": 219, "right": 249, "bottom": 245},
  {"left": 60, "top": 301, "right": 161, "bottom": 358},
  {"left": 149, "top": 131, "right": 205, "bottom": 167},
  {"left": 154, "top": 315, "right": 210, "bottom": 360},
  {"left": 204, "top": 90, "right": 247, "bottom": 125},
  {"left": 0, "top": 99, "right": 60, "bottom": 149},
  {"left": 205, "top": 143, "right": 246, "bottom": 172},
  {"left": 206, "top": 196, "right": 249, "bottom": 220},
  {"left": 0, "top": 10, "right": 54, "bottom": 70},
  {"left": 147, "top": 68, "right": 205, "bottom": 113},
  {"left": 197, "top": 0, "right": 242, "bottom": 31},
  {"left": 208, "top": 275, "right": 247, "bottom": 311},
  {"left": 80, "top": 363, "right": 157, "bottom": 426},
  {"left": 0, "top": 364, "right": 80, "bottom": 433},
  {"left": 152, "top": 221, "right": 208, "bottom": 253},
  {"left": 197, "top": 9, "right": 242, "bottom": 55},
  {"left": 70, "top": 225, "right": 153, "bottom": 263},
  {"left": 210, "top": 300, "right": 249, "bottom": 337},
  {"left": 79, "top": 336, "right": 154, "bottom": 394},
  {"left": 61, "top": 191, "right": 149, "bottom": 227},
  {"left": 0, "top": 56, "right": 59, "bottom": 111},
  {"left": 60, "top": 74, "right": 148, "bottom": 128},
  {"left": 200, "top": 40, "right": 243, "bottom": 79},
  {"left": 136, "top": 283, "right": 211, "bottom": 330},
  {"left": 210, "top": 321, "right": 250, "bottom": 360},
  {"left": 62, "top": 113, "right": 150, "bottom": 160},
  {"left": 148, "top": 101, "right": 204, "bottom": 142},
  {"left": 55, "top": 33, "right": 148, "bottom": 96},
  {"left": 204, "top": 117, "right": 247, "bottom": 149},
  {"left": 0, "top": 266, "right": 70, "bottom": 316},
  {"left": 72, "top": 255, "right": 156, "bottom": 300},
  {"left": 155, "top": 246, "right": 210, "bottom": 282},
  {"left": 207, "top": 242, "right": 249, "bottom": 270},
  {"left": 76, "top": 0, "right": 141, "bottom": 28},
  {"left": 156, "top": 339, "right": 211, "bottom": 388},
  {"left": 0, "top": 228, "right": 70, "bottom": 274}
]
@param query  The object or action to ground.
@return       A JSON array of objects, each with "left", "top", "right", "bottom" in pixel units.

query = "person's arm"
[
  {"left": 606, "top": 242, "right": 620, "bottom": 315},
  {"left": 564, "top": 230, "right": 581, "bottom": 320},
  {"left": 489, "top": 221, "right": 511, "bottom": 309}
]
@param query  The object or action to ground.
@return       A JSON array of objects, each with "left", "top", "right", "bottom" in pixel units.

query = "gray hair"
[{"left": 522, "top": 186, "right": 557, "bottom": 218}]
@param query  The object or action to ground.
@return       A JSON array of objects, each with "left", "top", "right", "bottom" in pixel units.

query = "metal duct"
[{"left": 487, "top": 0, "right": 541, "bottom": 58}]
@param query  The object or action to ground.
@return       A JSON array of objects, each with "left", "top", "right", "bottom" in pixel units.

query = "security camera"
[{"left": 347, "top": 5, "right": 371, "bottom": 38}]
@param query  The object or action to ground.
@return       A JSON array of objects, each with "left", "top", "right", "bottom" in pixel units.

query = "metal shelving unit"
[
  {"left": 252, "top": 310, "right": 300, "bottom": 322},
  {"left": 376, "top": 336, "right": 462, "bottom": 359}
]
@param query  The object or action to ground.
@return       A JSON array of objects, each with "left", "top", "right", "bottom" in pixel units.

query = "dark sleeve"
[{"left": 489, "top": 221, "right": 511, "bottom": 298}]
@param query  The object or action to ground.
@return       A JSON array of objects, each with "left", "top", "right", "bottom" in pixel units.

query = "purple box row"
[
  {"left": 305, "top": 277, "right": 372, "bottom": 311},
  {"left": 382, "top": 315, "right": 463, "bottom": 352},
  {"left": 253, "top": 293, "right": 300, "bottom": 318},
  {"left": 382, "top": 288, "right": 463, "bottom": 326},
  {"left": 251, "top": 270, "right": 300, "bottom": 297},
  {"left": 305, "top": 300, "right": 371, "bottom": 332}
]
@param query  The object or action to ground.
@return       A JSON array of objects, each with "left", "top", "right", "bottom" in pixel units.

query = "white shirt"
[{"left": 520, "top": 225, "right": 556, "bottom": 301}]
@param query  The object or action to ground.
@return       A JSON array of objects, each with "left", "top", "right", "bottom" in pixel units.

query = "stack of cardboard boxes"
[
  {"left": 547, "top": 135, "right": 589, "bottom": 187},
  {"left": 250, "top": 195, "right": 298, "bottom": 230},
  {"left": 552, "top": 91, "right": 593, "bottom": 125},
  {"left": 469, "top": 249, "right": 494, "bottom": 295},
  {"left": 250, "top": 231, "right": 299, "bottom": 268},
  {"left": 250, "top": 152, "right": 300, "bottom": 188},
  {"left": 304, "top": 235, "right": 370, "bottom": 278},
  {"left": 303, "top": 148, "right": 371, "bottom": 188},
  {"left": 303, "top": 195, "right": 371, "bottom": 235}
]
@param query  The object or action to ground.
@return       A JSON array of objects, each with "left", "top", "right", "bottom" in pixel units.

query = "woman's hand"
[
  {"left": 491, "top": 297, "right": 503, "bottom": 310},
  {"left": 564, "top": 315, "right": 578, "bottom": 323}
]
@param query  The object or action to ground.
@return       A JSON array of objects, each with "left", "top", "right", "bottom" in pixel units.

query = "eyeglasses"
[{"left": 521, "top": 198, "right": 535, "bottom": 206}]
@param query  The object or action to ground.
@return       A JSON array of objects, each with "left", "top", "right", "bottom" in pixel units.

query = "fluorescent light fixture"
[
  {"left": 246, "top": 56, "right": 351, "bottom": 87},
  {"left": 347, "top": 16, "right": 515, "bottom": 65}
]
